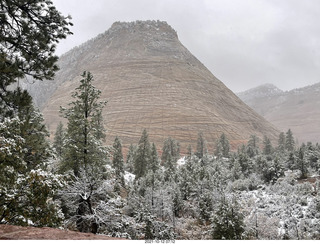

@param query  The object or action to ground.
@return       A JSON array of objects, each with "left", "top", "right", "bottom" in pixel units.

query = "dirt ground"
[{"left": 0, "top": 224, "right": 124, "bottom": 240}]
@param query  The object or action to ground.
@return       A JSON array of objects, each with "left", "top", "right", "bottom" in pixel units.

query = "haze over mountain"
[
  {"left": 24, "top": 20, "right": 279, "bottom": 152},
  {"left": 237, "top": 82, "right": 320, "bottom": 144}
]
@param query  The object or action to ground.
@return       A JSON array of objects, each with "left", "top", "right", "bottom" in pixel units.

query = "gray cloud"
[{"left": 52, "top": 0, "right": 320, "bottom": 92}]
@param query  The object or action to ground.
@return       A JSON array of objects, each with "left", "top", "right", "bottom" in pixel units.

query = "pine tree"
[
  {"left": 161, "top": 137, "right": 180, "bottom": 165},
  {"left": 112, "top": 137, "right": 125, "bottom": 187},
  {"left": 263, "top": 136, "right": 273, "bottom": 155},
  {"left": 196, "top": 132, "right": 207, "bottom": 159},
  {"left": 125, "top": 144, "right": 136, "bottom": 173},
  {"left": 278, "top": 132, "right": 286, "bottom": 153},
  {"left": 247, "top": 135, "right": 260, "bottom": 158},
  {"left": 215, "top": 133, "right": 230, "bottom": 158},
  {"left": 0, "top": 0, "right": 72, "bottom": 90},
  {"left": 285, "top": 129, "right": 295, "bottom": 152},
  {"left": 53, "top": 122, "right": 65, "bottom": 158},
  {"left": 212, "top": 198, "right": 245, "bottom": 240},
  {"left": 150, "top": 143, "right": 160, "bottom": 173},
  {"left": 134, "top": 129, "right": 151, "bottom": 179},
  {"left": 60, "top": 71, "right": 107, "bottom": 176}
]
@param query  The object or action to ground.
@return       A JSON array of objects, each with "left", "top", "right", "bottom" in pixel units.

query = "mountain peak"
[{"left": 109, "top": 20, "right": 178, "bottom": 39}]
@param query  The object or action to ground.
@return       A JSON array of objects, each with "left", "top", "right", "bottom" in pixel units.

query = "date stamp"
[{"left": 145, "top": 240, "right": 175, "bottom": 243}]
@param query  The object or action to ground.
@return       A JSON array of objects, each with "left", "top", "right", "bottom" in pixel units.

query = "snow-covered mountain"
[{"left": 237, "top": 83, "right": 320, "bottom": 143}]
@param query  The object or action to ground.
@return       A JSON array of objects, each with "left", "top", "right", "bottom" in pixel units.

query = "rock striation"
[{"left": 27, "top": 20, "right": 279, "bottom": 152}]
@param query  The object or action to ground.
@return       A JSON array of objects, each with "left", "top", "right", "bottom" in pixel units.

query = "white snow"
[{"left": 124, "top": 171, "right": 135, "bottom": 184}]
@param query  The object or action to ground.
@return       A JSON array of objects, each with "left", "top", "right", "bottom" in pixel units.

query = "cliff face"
[{"left": 29, "top": 20, "right": 279, "bottom": 151}]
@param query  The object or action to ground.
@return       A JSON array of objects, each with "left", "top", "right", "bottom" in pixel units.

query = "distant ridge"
[
  {"left": 238, "top": 82, "right": 320, "bottom": 143},
  {"left": 25, "top": 20, "right": 279, "bottom": 152}
]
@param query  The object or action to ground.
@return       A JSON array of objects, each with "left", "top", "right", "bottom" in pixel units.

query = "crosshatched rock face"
[{"left": 37, "top": 20, "right": 279, "bottom": 152}]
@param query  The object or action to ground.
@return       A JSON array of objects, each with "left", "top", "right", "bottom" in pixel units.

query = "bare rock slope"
[
  {"left": 30, "top": 20, "right": 279, "bottom": 151},
  {"left": 237, "top": 83, "right": 320, "bottom": 143}
]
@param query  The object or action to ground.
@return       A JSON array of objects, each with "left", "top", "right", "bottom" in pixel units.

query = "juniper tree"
[{"left": 60, "top": 71, "right": 107, "bottom": 176}]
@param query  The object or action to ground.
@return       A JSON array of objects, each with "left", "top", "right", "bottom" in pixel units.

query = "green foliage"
[
  {"left": 196, "top": 132, "right": 207, "bottom": 159},
  {"left": 0, "top": 0, "right": 72, "bottom": 88},
  {"left": 211, "top": 198, "right": 245, "bottom": 240},
  {"left": 161, "top": 137, "right": 180, "bottom": 165},
  {"left": 125, "top": 144, "right": 136, "bottom": 173},
  {"left": 285, "top": 129, "right": 295, "bottom": 152},
  {"left": 59, "top": 71, "right": 107, "bottom": 176},
  {"left": 215, "top": 133, "right": 230, "bottom": 158},
  {"left": 134, "top": 129, "right": 151, "bottom": 179},
  {"left": 263, "top": 136, "right": 273, "bottom": 155},
  {"left": 112, "top": 137, "right": 125, "bottom": 187},
  {"left": 53, "top": 122, "right": 65, "bottom": 158}
]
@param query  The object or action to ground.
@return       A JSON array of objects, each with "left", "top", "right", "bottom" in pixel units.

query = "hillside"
[
  {"left": 24, "top": 20, "right": 279, "bottom": 151},
  {"left": 237, "top": 83, "right": 320, "bottom": 143}
]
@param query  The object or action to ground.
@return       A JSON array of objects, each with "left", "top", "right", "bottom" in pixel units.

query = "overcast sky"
[{"left": 52, "top": 0, "right": 320, "bottom": 93}]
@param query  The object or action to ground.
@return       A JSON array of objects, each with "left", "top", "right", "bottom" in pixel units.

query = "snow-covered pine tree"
[
  {"left": 215, "top": 133, "right": 230, "bottom": 158},
  {"left": 112, "top": 137, "right": 125, "bottom": 189},
  {"left": 211, "top": 197, "right": 245, "bottom": 240},
  {"left": 59, "top": 71, "right": 108, "bottom": 176},
  {"left": 161, "top": 137, "right": 180, "bottom": 165},
  {"left": 196, "top": 132, "right": 207, "bottom": 159},
  {"left": 150, "top": 143, "right": 160, "bottom": 173},
  {"left": 125, "top": 144, "right": 136, "bottom": 173},
  {"left": 263, "top": 136, "right": 273, "bottom": 155},
  {"left": 247, "top": 134, "right": 260, "bottom": 158},
  {"left": 134, "top": 129, "right": 151, "bottom": 179},
  {"left": 285, "top": 129, "right": 295, "bottom": 152}
]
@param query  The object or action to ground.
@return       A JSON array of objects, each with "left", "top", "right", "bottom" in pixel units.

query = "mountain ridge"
[{"left": 237, "top": 82, "right": 320, "bottom": 143}]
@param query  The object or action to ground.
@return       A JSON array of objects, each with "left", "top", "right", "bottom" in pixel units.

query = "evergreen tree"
[
  {"left": 263, "top": 136, "right": 273, "bottom": 155},
  {"left": 215, "top": 133, "right": 230, "bottom": 158},
  {"left": 212, "top": 198, "right": 245, "bottom": 240},
  {"left": 196, "top": 132, "right": 207, "bottom": 159},
  {"left": 247, "top": 135, "right": 260, "bottom": 158},
  {"left": 60, "top": 71, "right": 107, "bottom": 176},
  {"left": 297, "top": 146, "right": 308, "bottom": 179},
  {"left": 0, "top": 0, "right": 72, "bottom": 90},
  {"left": 285, "top": 129, "right": 295, "bottom": 152},
  {"left": 125, "top": 144, "right": 136, "bottom": 173},
  {"left": 150, "top": 143, "right": 160, "bottom": 173},
  {"left": 278, "top": 132, "right": 286, "bottom": 153},
  {"left": 134, "top": 129, "right": 151, "bottom": 179},
  {"left": 112, "top": 137, "right": 125, "bottom": 187},
  {"left": 53, "top": 122, "right": 65, "bottom": 158},
  {"left": 161, "top": 137, "right": 180, "bottom": 165}
]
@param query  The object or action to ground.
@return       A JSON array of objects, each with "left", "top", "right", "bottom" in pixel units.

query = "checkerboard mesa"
[{"left": 24, "top": 20, "right": 279, "bottom": 152}]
